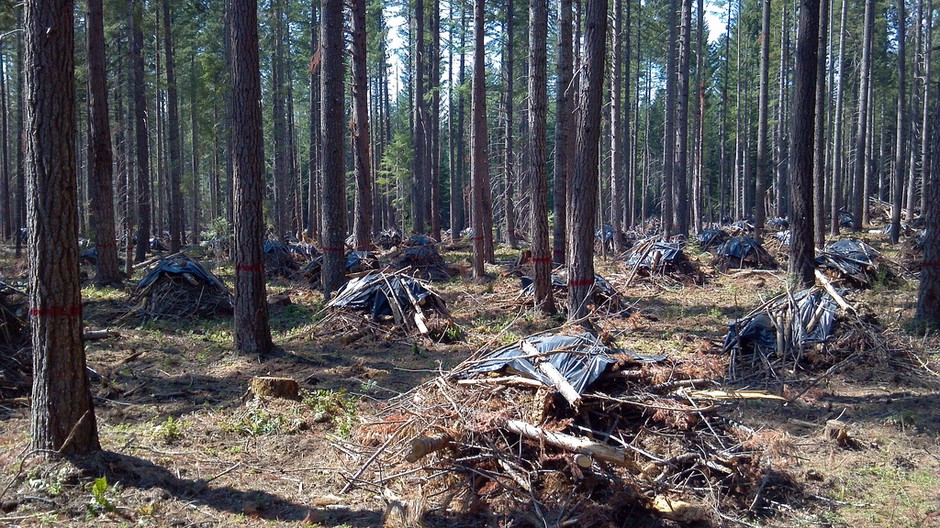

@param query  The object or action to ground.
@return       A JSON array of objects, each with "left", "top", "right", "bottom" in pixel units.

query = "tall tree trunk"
[
  {"left": 917, "top": 64, "right": 940, "bottom": 324},
  {"left": 272, "top": 0, "right": 288, "bottom": 240},
  {"left": 15, "top": 11, "right": 24, "bottom": 259},
  {"left": 321, "top": 0, "right": 347, "bottom": 295},
  {"left": 0, "top": 49, "right": 9, "bottom": 240},
  {"left": 26, "top": 0, "right": 100, "bottom": 454},
  {"left": 163, "top": 0, "right": 182, "bottom": 251},
  {"left": 412, "top": 0, "right": 426, "bottom": 234},
  {"left": 132, "top": 0, "right": 151, "bottom": 262},
  {"left": 307, "top": 1, "right": 320, "bottom": 241},
  {"left": 453, "top": 1, "right": 467, "bottom": 237},
  {"left": 789, "top": 0, "right": 820, "bottom": 290},
  {"left": 852, "top": 0, "right": 874, "bottom": 231},
  {"left": 190, "top": 55, "right": 200, "bottom": 245},
  {"left": 568, "top": 0, "right": 606, "bottom": 320},
  {"left": 609, "top": 0, "right": 624, "bottom": 251},
  {"left": 829, "top": 0, "right": 847, "bottom": 236},
  {"left": 919, "top": 0, "right": 933, "bottom": 217},
  {"left": 87, "top": 0, "right": 121, "bottom": 285},
  {"left": 907, "top": 0, "right": 924, "bottom": 221},
  {"left": 755, "top": 0, "right": 771, "bottom": 241},
  {"left": 777, "top": 1, "right": 791, "bottom": 219},
  {"left": 448, "top": 0, "right": 456, "bottom": 238},
  {"left": 429, "top": 0, "right": 441, "bottom": 241},
  {"left": 890, "top": 0, "right": 907, "bottom": 244},
  {"left": 813, "top": 0, "right": 829, "bottom": 247},
  {"left": 223, "top": 1, "right": 234, "bottom": 225},
  {"left": 529, "top": 0, "right": 555, "bottom": 314},
  {"left": 504, "top": 0, "right": 518, "bottom": 248},
  {"left": 674, "top": 0, "right": 691, "bottom": 236},
  {"left": 719, "top": 0, "right": 731, "bottom": 221},
  {"left": 470, "top": 0, "right": 489, "bottom": 277},
  {"left": 662, "top": 0, "right": 677, "bottom": 237},
  {"left": 692, "top": 0, "right": 704, "bottom": 233},
  {"left": 231, "top": 0, "right": 273, "bottom": 357},
  {"left": 552, "top": 0, "right": 573, "bottom": 264},
  {"left": 352, "top": 0, "right": 372, "bottom": 250}
]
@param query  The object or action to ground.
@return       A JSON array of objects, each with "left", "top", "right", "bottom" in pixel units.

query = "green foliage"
[
  {"left": 88, "top": 477, "right": 115, "bottom": 515},
  {"left": 221, "top": 405, "right": 296, "bottom": 437},
  {"left": 155, "top": 415, "right": 184, "bottom": 444},
  {"left": 302, "top": 389, "right": 359, "bottom": 438}
]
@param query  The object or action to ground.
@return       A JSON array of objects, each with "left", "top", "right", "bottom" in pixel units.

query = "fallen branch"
[{"left": 505, "top": 419, "right": 641, "bottom": 472}]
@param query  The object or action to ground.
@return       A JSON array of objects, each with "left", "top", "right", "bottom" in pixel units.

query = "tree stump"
[{"left": 249, "top": 376, "right": 299, "bottom": 400}]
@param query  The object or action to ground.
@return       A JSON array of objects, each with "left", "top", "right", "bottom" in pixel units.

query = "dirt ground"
[{"left": 0, "top": 232, "right": 938, "bottom": 527}]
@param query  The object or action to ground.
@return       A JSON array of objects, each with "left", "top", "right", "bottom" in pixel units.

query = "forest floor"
[{"left": 0, "top": 230, "right": 938, "bottom": 527}]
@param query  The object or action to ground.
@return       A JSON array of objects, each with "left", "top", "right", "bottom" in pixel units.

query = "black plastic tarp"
[
  {"left": 137, "top": 254, "right": 226, "bottom": 290},
  {"left": 815, "top": 239, "right": 877, "bottom": 285},
  {"left": 723, "top": 288, "right": 839, "bottom": 356},
  {"left": 519, "top": 274, "right": 616, "bottom": 297},
  {"left": 626, "top": 241, "right": 684, "bottom": 272},
  {"left": 697, "top": 229, "right": 729, "bottom": 250},
  {"left": 328, "top": 273, "right": 439, "bottom": 321},
  {"left": 464, "top": 333, "right": 665, "bottom": 395}
]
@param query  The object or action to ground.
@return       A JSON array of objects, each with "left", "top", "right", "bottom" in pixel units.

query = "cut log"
[
  {"left": 814, "top": 269, "right": 856, "bottom": 314},
  {"left": 521, "top": 341, "right": 581, "bottom": 408},
  {"left": 249, "top": 376, "right": 300, "bottom": 400},
  {"left": 504, "top": 419, "right": 641, "bottom": 472},
  {"left": 405, "top": 435, "right": 452, "bottom": 463},
  {"left": 83, "top": 329, "right": 120, "bottom": 341}
]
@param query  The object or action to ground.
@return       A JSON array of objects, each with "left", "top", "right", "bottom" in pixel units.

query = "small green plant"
[
  {"left": 302, "top": 389, "right": 359, "bottom": 438},
  {"left": 221, "top": 406, "right": 292, "bottom": 436},
  {"left": 155, "top": 416, "right": 184, "bottom": 444},
  {"left": 88, "top": 477, "right": 115, "bottom": 514}
]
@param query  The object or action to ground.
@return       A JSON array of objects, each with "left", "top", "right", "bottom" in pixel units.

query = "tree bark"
[
  {"left": 471, "top": 0, "right": 489, "bottom": 277},
  {"left": 307, "top": 2, "right": 320, "bottom": 241},
  {"left": 529, "top": 0, "right": 555, "bottom": 314},
  {"left": 352, "top": 0, "right": 372, "bottom": 250},
  {"left": 789, "top": 0, "right": 820, "bottom": 290},
  {"left": 917, "top": 66, "right": 940, "bottom": 325},
  {"left": 231, "top": 0, "right": 273, "bottom": 357},
  {"left": 190, "top": 55, "right": 201, "bottom": 245},
  {"left": 504, "top": 0, "right": 517, "bottom": 248},
  {"left": 662, "top": 0, "right": 677, "bottom": 237},
  {"left": 568, "top": 0, "right": 607, "bottom": 320},
  {"left": 0, "top": 48, "right": 9, "bottom": 240},
  {"left": 163, "top": 0, "right": 182, "bottom": 251},
  {"left": 131, "top": 0, "right": 151, "bottom": 262},
  {"left": 609, "top": 0, "right": 624, "bottom": 251},
  {"left": 86, "top": 0, "right": 121, "bottom": 285},
  {"left": 755, "top": 0, "right": 771, "bottom": 241},
  {"left": 919, "top": 0, "right": 933, "bottom": 218},
  {"left": 813, "top": 0, "right": 829, "bottom": 247},
  {"left": 26, "top": 0, "right": 100, "bottom": 454},
  {"left": 829, "top": 0, "right": 847, "bottom": 236},
  {"left": 674, "top": 0, "right": 691, "bottom": 236},
  {"left": 429, "top": 0, "right": 441, "bottom": 241},
  {"left": 890, "top": 0, "right": 907, "bottom": 244},
  {"left": 852, "top": 0, "right": 874, "bottom": 232},
  {"left": 321, "top": 0, "right": 347, "bottom": 295},
  {"left": 271, "top": 0, "right": 289, "bottom": 240},
  {"left": 412, "top": 0, "right": 426, "bottom": 234},
  {"left": 552, "top": 0, "right": 573, "bottom": 264}
]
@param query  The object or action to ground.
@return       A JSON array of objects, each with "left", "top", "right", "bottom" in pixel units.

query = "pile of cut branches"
[
  {"left": 128, "top": 253, "right": 233, "bottom": 321},
  {"left": 316, "top": 271, "right": 459, "bottom": 343},
  {"left": 342, "top": 330, "right": 791, "bottom": 526}
]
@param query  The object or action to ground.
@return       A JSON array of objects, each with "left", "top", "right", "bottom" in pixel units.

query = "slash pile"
[
  {"left": 128, "top": 254, "right": 233, "bottom": 321},
  {"left": 343, "top": 330, "right": 791, "bottom": 526}
]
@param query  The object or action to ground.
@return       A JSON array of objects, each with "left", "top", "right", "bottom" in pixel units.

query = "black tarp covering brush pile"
[
  {"left": 519, "top": 273, "right": 629, "bottom": 314},
  {"left": 129, "top": 254, "right": 233, "bottom": 321},
  {"left": 346, "top": 331, "right": 789, "bottom": 526},
  {"left": 625, "top": 237, "right": 704, "bottom": 284},
  {"left": 723, "top": 286, "right": 880, "bottom": 380},
  {"left": 713, "top": 235, "right": 777, "bottom": 270},
  {"left": 815, "top": 239, "right": 879, "bottom": 287},
  {"left": 325, "top": 272, "right": 457, "bottom": 339}
]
